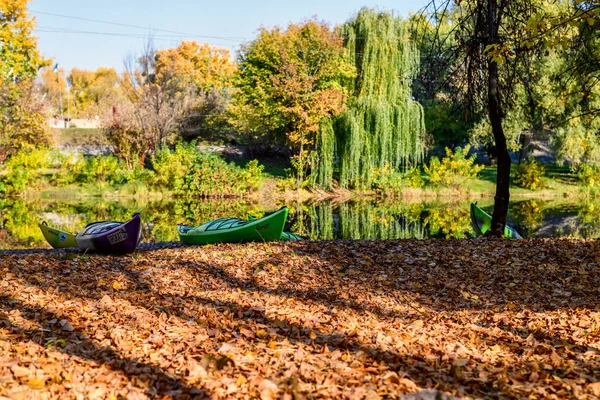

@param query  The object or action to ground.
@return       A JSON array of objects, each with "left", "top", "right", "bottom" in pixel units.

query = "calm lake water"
[{"left": 1, "top": 196, "right": 599, "bottom": 250}]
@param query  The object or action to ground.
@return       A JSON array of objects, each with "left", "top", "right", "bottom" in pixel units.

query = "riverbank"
[
  {"left": 2, "top": 141, "right": 595, "bottom": 202},
  {"left": 1, "top": 239, "right": 598, "bottom": 399},
  {"left": 5, "top": 194, "right": 600, "bottom": 251},
  {"left": 15, "top": 170, "right": 592, "bottom": 203}
]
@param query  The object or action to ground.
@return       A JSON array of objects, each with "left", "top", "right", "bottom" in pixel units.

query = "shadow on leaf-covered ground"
[{"left": 1, "top": 239, "right": 599, "bottom": 398}]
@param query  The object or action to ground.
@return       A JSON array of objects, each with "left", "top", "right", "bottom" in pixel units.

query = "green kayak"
[
  {"left": 470, "top": 203, "right": 522, "bottom": 239},
  {"left": 248, "top": 214, "right": 303, "bottom": 241},
  {"left": 280, "top": 231, "right": 304, "bottom": 241},
  {"left": 179, "top": 207, "right": 288, "bottom": 245}
]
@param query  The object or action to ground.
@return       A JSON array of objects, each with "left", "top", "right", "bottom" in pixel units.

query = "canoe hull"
[
  {"left": 179, "top": 207, "right": 288, "bottom": 245},
  {"left": 75, "top": 214, "right": 143, "bottom": 254},
  {"left": 280, "top": 231, "right": 304, "bottom": 241},
  {"left": 470, "top": 203, "right": 522, "bottom": 239},
  {"left": 39, "top": 222, "right": 78, "bottom": 249}
]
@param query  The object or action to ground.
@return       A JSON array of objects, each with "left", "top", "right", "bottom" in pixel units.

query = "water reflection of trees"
[
  {"left": 576, "top": 201, "right": 600, "bottom": 238},
  {"left": 290, "top": 201, "right": 466, "bottom": 240},
  {"left": 6, "top": 197, "right": 600, "bottom": 250},
  {"left": 511, "top": 199, "right": 545, "bottom": 237},
  {"left": 1, "top": 198, "right": 476, "bottom": 249}
]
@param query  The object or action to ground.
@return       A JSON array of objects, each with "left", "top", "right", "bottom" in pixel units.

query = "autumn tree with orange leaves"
[
  {"left": 232, "top": 20, "right": 354, "bottom": 187},
  {"left": 155, "top": 41, "right": 237, "bottom": 142}
]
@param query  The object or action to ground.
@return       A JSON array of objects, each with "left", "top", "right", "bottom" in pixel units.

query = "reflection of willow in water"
[
  {"left": 290, "top": 201, "right": 426, "bottom": 240},
  {"left": 8, "top": 196, "right": 600, "bottom": 248},
  {"left": 338, "top": 202, "right": 426, "bottom": 239}
]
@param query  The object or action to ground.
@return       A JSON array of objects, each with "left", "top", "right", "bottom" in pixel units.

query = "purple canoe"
[{"left": 75, "top": 213, "right": 142, "bottom": 254}]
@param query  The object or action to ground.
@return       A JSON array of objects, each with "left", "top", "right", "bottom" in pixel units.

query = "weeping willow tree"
[{"left": 313, "top": 8, "right": 426, "bottom": 190}]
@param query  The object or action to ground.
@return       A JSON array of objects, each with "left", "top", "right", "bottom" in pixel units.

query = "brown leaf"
[{"left": 11, "top": 365, "right": 30, "bottom": 378}]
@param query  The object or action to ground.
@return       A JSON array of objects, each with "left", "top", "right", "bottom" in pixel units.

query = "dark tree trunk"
[
  {"left": 486, "top": 0, "right": 511, "bottom": 238},
  {"left": 518, "top": 133, "right": 532, "bottom": 164}
]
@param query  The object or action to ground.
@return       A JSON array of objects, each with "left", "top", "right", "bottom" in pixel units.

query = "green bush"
[
  {"left": 513, "top": 158, "right": 546, "bottom": 190},
  {"left": 577, "top": 164, "right": 600, "bottom": 187},
  {"left": 241, "top": 159, "right": 265, "bottom": 192},
  {"left": 423, "top": 145, "right": 484, "bottom": 186},
  {"left": 0, "top": 148, "right": 50, "bottom": 194},
  {"left": 151, "top": 142, "right": 198, "bottom": 191},
  {"left": 183, "top": 152, "right": 263, "bottom": 197},
  {"left": 404, "top": 168, "right": 425, "bottom": 189},
  {"left": 371, "top": 165, "right": 424, "bottom": 195},
  {"left": 61, "top": 155, "right": 151, "bottom": 187},
  {"left": 372, "top": 164, "right": 404, "bottom": 194},
  {"left": 151, "top": 142, "right": 264, "bottom": 197}
]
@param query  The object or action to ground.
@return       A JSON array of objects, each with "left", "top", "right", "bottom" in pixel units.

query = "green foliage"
[
  {"left": 334, "top": 8, "right": 426, "bottom": 190},
  {"left": 182, "top": 152, "right": 262, "bottom": 197},
  {"left": 1, "top": 141, "right": 263, "bottom": 197},
  {"left": 151, "top": 142, "right": 198, "bottom": 190},
  {"left": 371, "top": 164, "right": 404, "bottom": 194},
  {"left": 513, "top": 157, "right": 546, "bottom": 190},
  {"left": 405, "top": 168, "right": 425, "bottom": 189},
  {"left": 232, "top": 19, "right": 353, "bottom": 188},
  {"left": 423, "top": 145, "right": 484, "bottom": 186},
  {"left": 0, "top": 1, "right": 50, "bottom": 163},
  {"left": 423, "top": 100, "right": 473, "bottom": 148},
  {"left": 241, "top": 159, "right": 265, "bottom": 192},
  {"left": 577, "top": 164, "right": 600, "bottom": 187},
  {"left": 0, "top": 147, "right": 50, "bottom": 193},
  {"left": 371, "top": 165, "right": 424, "bottom": 195},
  {"left": 0, "top": 0, "right": 49, "bottom": 79},
  {"left": 468, "top": 111, "right": 524, "bottom": 155},
  {"left": 69, "top": 155, "right": 150, "bottom": 187},
  {"left": 151, "top": 142, "right": 264, "bottom": 196},
  {"left": 0, "top": 79, "right": 51, "bottom": 161}
]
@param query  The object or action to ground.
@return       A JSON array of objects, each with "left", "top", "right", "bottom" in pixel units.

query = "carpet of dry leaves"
[{"left": 1, "top": 239, "right": 599, "bottom": 399}]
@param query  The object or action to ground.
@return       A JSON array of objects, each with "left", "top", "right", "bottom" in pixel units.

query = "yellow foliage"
[
  {"left": 0, "top": 0, "right": 50, "bottom": 78},
  {"left": 155, "top": 41, "right": 236, "bottom": 91}
]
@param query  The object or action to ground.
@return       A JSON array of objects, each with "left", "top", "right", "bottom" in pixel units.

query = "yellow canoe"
[{"left": 39, "top": 222, "right": 78, "bottom": 248}]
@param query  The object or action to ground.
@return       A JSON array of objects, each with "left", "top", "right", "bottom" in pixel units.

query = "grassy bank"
[
  {"left": 1, "top": 239, "right": 599, "bottom": 398},
  {"left": 1, "top": 140, "right": 596, "bottom": 201}
]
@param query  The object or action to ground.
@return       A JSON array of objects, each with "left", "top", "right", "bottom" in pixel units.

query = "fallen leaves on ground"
[{"left": 0, "top": 238, "right": 599, "bottom": 399}]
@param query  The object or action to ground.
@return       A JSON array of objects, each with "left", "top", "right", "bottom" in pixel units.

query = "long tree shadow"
[
  {"left": 0, "top": 294, "right": 208, "bottom": 399},
  {"left": 2, "top": 237, "right": 600, "bottom": 398}
]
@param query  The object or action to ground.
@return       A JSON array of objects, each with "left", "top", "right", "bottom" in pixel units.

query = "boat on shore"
[
  {"left": 470, "top": 203, "right": 522, "bottom": 239},
  {"left": 40, "top": 213, "right": 143, "bottom": 254},
  {"left": 179, "top": 207, "right": 288, "bottom": 245}
]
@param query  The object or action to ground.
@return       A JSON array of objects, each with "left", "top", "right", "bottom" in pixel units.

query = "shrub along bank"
[
  {"left": 0, "top": 142, "right": 265, "bottom": 198},
  {"left": 0, "top": 144, "right": 595, "bottom": 199}
]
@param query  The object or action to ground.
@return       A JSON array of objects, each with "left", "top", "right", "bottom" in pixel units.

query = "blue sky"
[{"left": 29, "top": 0, "right": 428, "bottom": 73}]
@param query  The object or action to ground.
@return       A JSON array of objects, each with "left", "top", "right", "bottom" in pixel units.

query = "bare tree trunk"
[
  {"left": 518, "top": 133, "right": 532, "bottom": 164},
  {"left": 486, "top": 0, "right": 510, "bottom": 238}
]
